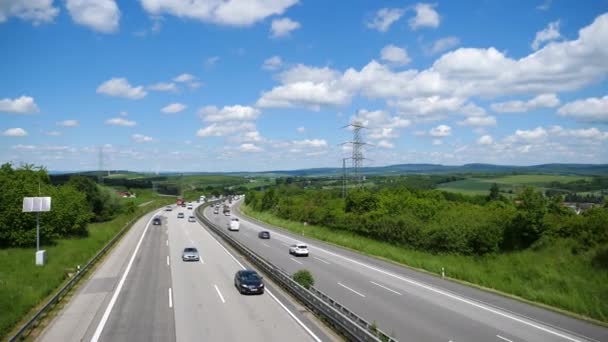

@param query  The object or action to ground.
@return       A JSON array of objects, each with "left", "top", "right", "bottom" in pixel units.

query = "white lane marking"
[
  {"left": 313, "top": 256, "right": 330, "bottom": 265},
  {"left": 496, "top": 335, "right": 513, "bottom": 342},
  {"left": 200, "top": 224, "right": 322, "bottom": 342},
  {"left": 166, "top": 239, "right": 168, "bottom": 246},
  {"left": 262, "top": 242, "right": 270, "bottom": 247},
  {"left": 169, "top": 288, "right": 173, "bottom": 308},
  {"left": 290, "top": 258, "right": 303, "bottom": 265},
  {"left": 281, "top": 242, "right": 290, "bottom": 247},
  {"left": 166, "top": 255, "right": 170, "bottom": 266},
  {"left": 233, "top": 213, "right": 584, "bottom": 342},
  {"left": 214, "top": 285, "right": 226, "bottom": 303},
  {"left": 90, "top": 211, "right": 161, "bottom": 342},
  {"left": 338, "top": 282, "right": 366, "bottom": 298},
  {"left": 370, "top": 281, "right": 402, "bottom": 295}
]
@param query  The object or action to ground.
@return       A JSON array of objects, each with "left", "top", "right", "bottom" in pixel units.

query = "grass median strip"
[{"left": 239, "top": 204, "right": 608, "bottom": 324}]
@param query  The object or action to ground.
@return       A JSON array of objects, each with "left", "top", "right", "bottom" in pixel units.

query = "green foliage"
[
  {"left": 292, "top": 269, "right": 315, "bottom": 289},
  {"left": 592, "top": 245, "right": 608, "bottom": 269},
  {"left": 503, "top": 187, "right": 548, "bottom": 250},
  {"left": 345, "top": 190, "right": 378, "bottom": 213},
  {"left": 66, "top": 176, "right": 121, "bottom": 222}
]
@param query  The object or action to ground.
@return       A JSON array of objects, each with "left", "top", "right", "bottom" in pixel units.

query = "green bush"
[{"left": 293, "top": 269, "right": 315, "bottom": 289}]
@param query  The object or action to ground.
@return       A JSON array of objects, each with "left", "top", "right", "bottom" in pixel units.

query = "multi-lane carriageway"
[{"left": 39, "top": 200, "right": 608, "bottom": 342}]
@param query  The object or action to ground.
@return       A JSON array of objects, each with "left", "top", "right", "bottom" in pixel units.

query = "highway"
[
  {"left": 39, "top": 205, "right": 330, "bottom": 342},
  {"left": 202, "top": 200, "right": 608, "bottom": 342}
]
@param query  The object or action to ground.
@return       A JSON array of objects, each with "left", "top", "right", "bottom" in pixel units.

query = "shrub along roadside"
[
  {"left": 0, "top": 197, "right": 175, "bottom": 340},
  {"left": 240, "top": 204, "right": 608, "bottom": 324}
]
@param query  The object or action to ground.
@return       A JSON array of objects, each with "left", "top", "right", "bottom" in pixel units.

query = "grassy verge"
[
  {"left": 0, "top": 196, "right": 174, "bottom": 340},
  {"left": 240, "top": 204, "right": 608, "bottom": 324}
]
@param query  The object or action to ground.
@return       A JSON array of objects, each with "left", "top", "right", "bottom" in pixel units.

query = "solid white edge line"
[
  {"left": 313, "top": 256, "right": 330, "bottom": 265},
  {"left": 370, "top": 281, "right": 402, "bottom": 295},
  {"left": 214, "top": 285, "right": 226, "bottom": 303},
  {"left": 166, "top": 239, "right": 168, "bottom": 246},
  {"left": 199, "top": 222, "right": 322, "bottom": 342},
  {"left": 290, "top": 257, "right": 303, "bottom": 265},
  {"left": 337, "top": 282, "right": 366, "bottom": 298},
  {"left": 167, "top": 255, "right": 170, "bottom": 266},
  {"left": 233, "top": 210, "right": 584, "bottom": 342},
  {"left": 90, "top": 210, "right": 161, "bottom": 342},
  {"left": 496, "top": 334, "right": 513, "bottom": 342},
  {"left": 169, "top": 288, "right": 173, "bottom": 308}
]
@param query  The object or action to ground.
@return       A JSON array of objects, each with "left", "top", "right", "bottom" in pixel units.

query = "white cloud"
[
  {"left": 532, "top": 20, "right": 560, "bottom": 50},
  {"left": 409, "top": 3, "right": 440, "bottom": 30},
  {"left": 390, "top": 96, "right": 465, "bottom": 119},
  {"left": 296, "top": 127, "right": 305, "bottom": 133},
  {"left": 366, "top": 7, "right": 404, "bottom": 32},
  {"left": 2, "top": 128, "right": 27, "bottom": 137},
  {"left": 491, "top": 93, "right": 560, "bottom": 113},
  {"left": 132, "top": 134, "right": 154, "bottom": 143},
  {"left": 106, "top": 117, "right": 136, "bottom": 126},
  {"left": 0, "top": 0, "right": 59, "bottom": 25},
  {"left": 57, "top": 119, "right": 79, "bottom": 127},
  {"left": 45, "top": 130, "right": 61, "bottom": 136},
  {"left": 377, "top": 140, "right": 394, "bottom": 149},
  {"left": 196, "top": 122, "right": 255, "bottom": 137},
  {"left": 428, "top": 36, "right": 460, "bottom": 54},
  {"left": 477, "top": 135, "right": 493, "bottom": 145},
  {"left": 263, "top": 56, "right": 283, "bottom": 70},
  {"left": 270, "top": 17, "right": 300, "bottom": 38},
  {"left": 537, "top": 0, "right": 552, "bottom": 11},
  {"left": 292, "top": 139, "right": 327, "bottom": 148},
  {"left": 204, "top": 56, "right": 220, "bottom": 69},
  {"left": 429, "top": 124, "right": 451, "bottom": 137},
  {"left": 239, "top": 131, "right": 263, "bottom": 142},
  {"left": 459, "top": 116, "right": 496, "bottom": 127},
  {"left": 549, "top": 125, "right": 608, "bottom": 140},
  {"left": 161, "top": 103, "right": 187, "bottom": 113},
  {"left": 97, "top": 78, "right": 147, "bottom": 99},
  {"left": 380, "top": 44, "right": 411, "bottom": 65},
  {"left": 558, "top": 95, "right": 608, "bottom": 123},
  {"left": 238, "top": 143, "right": 263, "bottom": 152},
  {"left": 0, "top": 96, "right": 39, "bottom": 113},
  {"left": 256, "top": 81, "right": 351, "bottom": 110},
  {"left": 279, "top": 64, "right": 340, "bottom": 84},
  {"left": 508, "top": 127, "right": 548, "bottom": 141},
  {"left": 353, "top": 109, "right": 410, "bottom": 141},
  {"left": 139, "top": 0, "right": 298, "bottom": 26},
  {"left": 148, "top": 82, "right": 177, "bottom": 92},
  {"left": 66, "top": 0, "right": 120, "bottom": 33},
  {"left": 173, "top": 73, "right": 196, "bottom": 83},
  {"left": 199, "top": 105, "right": 260, "bottom": 122}
]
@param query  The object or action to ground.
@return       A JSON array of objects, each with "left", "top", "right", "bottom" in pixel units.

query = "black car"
[
  {"left": 258, "top": 231, "right": 270, "bottom": 239},
  {"left": 234, "top": 270, "right": 264, "bottom": 295},
  {"left": 152, "top": 217, "right": 161, "bottom": 225}
]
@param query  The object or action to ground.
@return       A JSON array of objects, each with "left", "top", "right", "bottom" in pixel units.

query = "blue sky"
[{"left": 1, "top": 0, "right": 607, "bottom": 172}]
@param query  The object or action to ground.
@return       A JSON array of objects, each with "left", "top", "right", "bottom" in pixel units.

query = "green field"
[
  {"left": 0, "top": 194, "right": 174, "bottom": 340},
  {"left": 437, "top": 174, "right": 589, "bottom": 195}
]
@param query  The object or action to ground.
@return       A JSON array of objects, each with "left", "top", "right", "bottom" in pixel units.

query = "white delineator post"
[{"left": 22, "top": 197, "right": 52, "bottom": 266}]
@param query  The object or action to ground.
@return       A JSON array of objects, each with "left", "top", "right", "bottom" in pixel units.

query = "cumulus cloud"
[
  {"left": 491, "top": 93, "right": 560, "bottom": 113},
  {"left": 139, "top": 0, "right": 298, "bottom": 26},
  {"left": 161, "top": 103, "right": 187, "bottom": 113},
  {"left": 199, "top": 105, "right": 260, "bottom": 122},
  {"left": 458, "top": 116, "right": 496, "bottom": 127},
  {"left": 0, "top": 96, "right": 39, "bottom": 114},
  {"left": 238, "top": 143, "right": 263, "bottom": 153},
  {"left": 429, "top": 124, "right": 451, "bottom": 137},
  {"left": 45, "top": 131, "right": 61, "bottom": 136},
  {"left": 477, "top": 135, "right": 493, "bottom": 145},
  {"left": 57, "top": 119, "right": 79, "bottom": 127},
  {"left": 263, "top": 56, "right": 283, "bottom": 70},
  {"left": 204, "top": 56, "right": 220, "bottom": 69},
  {"left": 558, "top": 95, "right": 608, "bottom": 123},
  {"left": 409, "top": 3, "right": 440, "bottom": 30},
  {"left": 2, "top": 128, "right": 27, "bottom": 137},
  {"left": 507, "top": 127, "right": 548, "bottom": 142},
  {"left": 291, "top": 139, "right": 327, "bottom": 148},
  {"left": 173, "top": 73, "right": 196, "bottom": 83},
  {"left": 532, "top": 20, "right": 561, "bottom": 50},
  {"left": 66, "top": 0, "right": 120, "bottom": 33},
  {"left": 380, "top": 45, "right": 411, "bottom": 65},
  {"left": 366, "top": 7, "right": 404, "bottom": 32},
  {"left": 270, "top": 17, "right": 300, "bottom": 38},
  {"left": 549, "top": 125, "right": 608, "bottom": 140},
  {"left": 106, "top": 117, "right": 136, "bottom": 126},
  {"left": 0, "top": 0, "right": 59, "bottom": 25},
  {"left": 148, "top": 82, "right": 177, "bottom": 92},
  {"left": 132, "top": 134, "right": 154, "bottom": 143},
  {"left": 377, "top": 140, "right": 395, "bottom": 149},
  {"left": 197, "top": 122, "right": 255, "bottom": 137},
  {"left": 97, "top": 78, "right": 147, "bottom": 99},
  {"left": 427, "top": 36, "right": 460, "bottom": 54}
]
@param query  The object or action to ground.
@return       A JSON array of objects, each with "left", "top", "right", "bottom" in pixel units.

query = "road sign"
[{"left": 22, "top": 197, "right": 51, "bottom": 212}]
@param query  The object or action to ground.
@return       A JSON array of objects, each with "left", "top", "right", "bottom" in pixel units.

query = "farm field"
[{"left": 436, "top": 174, "right": 590, "bottom": 195}]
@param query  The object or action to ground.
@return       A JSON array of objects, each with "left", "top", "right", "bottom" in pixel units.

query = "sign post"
[{"left": 22, "top": 197, "right": 52, "bottom": 266}]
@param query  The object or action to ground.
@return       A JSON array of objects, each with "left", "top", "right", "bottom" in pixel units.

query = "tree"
[
  {"left": 345, "top": 190, "right": 378, "bottom": 214},
  {"left": 260, "top": 188, "right": 278, "bottom": 211},
  {"left": 487, "top": 183, "right": 500, "bottom": 201},
  {"left": 503, "top": 187, "right": 547, "bottom": 250},
  {"left": 293, "top": 269, "right": 315, "bottom": 289}
]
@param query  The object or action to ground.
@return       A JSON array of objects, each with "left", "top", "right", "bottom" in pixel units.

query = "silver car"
[{"left": 182, "top": 247, "right": 200, "bottom": 261}]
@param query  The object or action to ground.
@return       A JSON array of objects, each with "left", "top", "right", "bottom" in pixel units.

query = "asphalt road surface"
[
  {"left": 39, "top": 205, "right": 327, "bottom": 342},
  {"left": 201, "top": 200, "right": 608, "bottom": 342}
]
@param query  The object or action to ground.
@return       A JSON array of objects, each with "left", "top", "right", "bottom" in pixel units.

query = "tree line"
[
  {"left": 0, "top": 163, "right": 131, "bottom": 248},
  {"left": 245, "top": 184, "right": 608, "bottom": 267}
]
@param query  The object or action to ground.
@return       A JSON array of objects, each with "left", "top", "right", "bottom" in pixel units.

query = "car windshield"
[
  {"left": 298, "top": 245, "right": 307, "bottom": 249},
  {"left": 240, "top": 272, "right": 260, "bottom": 282},
  {"left": 184, "top": 248, "right": 197, "bottom": 253}
]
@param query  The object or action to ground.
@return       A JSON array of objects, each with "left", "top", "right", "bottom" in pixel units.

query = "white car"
[
  {"left": 228, "top": 218, "right": 240, "bottom": 231},
  {"left": 188, "top": 216, "right": 196, "bottom": 222},
  {"left": 187, "top": 205, "right": 193, "bottom": 210},
  {"left": 289, "top": 243, "right": 309, "bottom": 257}
]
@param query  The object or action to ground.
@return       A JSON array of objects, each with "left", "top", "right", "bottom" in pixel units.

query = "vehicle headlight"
[
  {"left": 241, "top": 284, "right": 248, "bottom": 288},
  {"left": 259, "top": 284, "right": 264, "bottom": 287}
]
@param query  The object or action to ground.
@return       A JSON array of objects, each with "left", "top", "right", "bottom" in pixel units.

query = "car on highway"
[
  {"left": 213, "top": 209, "right": 219, "bottom": 214},
  {"left": 165, "top": 206, "right": 172, "bottom": 211},
  {"left": 152, "top": 217, "right": 161, "bottom": 225},
  {"left": 188, "top": 215, "right": 196, "bottom": 222},
  {"left": 182, "top": 247, "right": 200, "bottom": 261},
  {"left": 258, "top": 231, "right": 270, "bottom": 239},
  {"left": 234, "top": 270, "right": 264, "bottom": 295},
  {"left": 187, "top": 204, "right": 193, "bottom": 210},
  {"left": 289, "top": 243, "right": 309, "bottom": 257},
  {"left": 177, "top": 212, "right": 185, "bottom": 219},
  {"left": 228, "top": 218, "right": 240, "bottom": 231}
]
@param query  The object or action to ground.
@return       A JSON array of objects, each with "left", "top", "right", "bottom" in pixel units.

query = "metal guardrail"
[
  {"left": 9, "top": 206, "right": 162, "bottom": 342},
  {"left": 196, "top": 202, "right": 396, "bottom": 342}
]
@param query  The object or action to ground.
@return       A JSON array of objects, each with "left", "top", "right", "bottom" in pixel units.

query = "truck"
[
  {"left": 223, "top": 204, "right": 231, "bottom": 216},
  {"left": 177, "top": 198, "right": 185, "bottom": 206}
]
